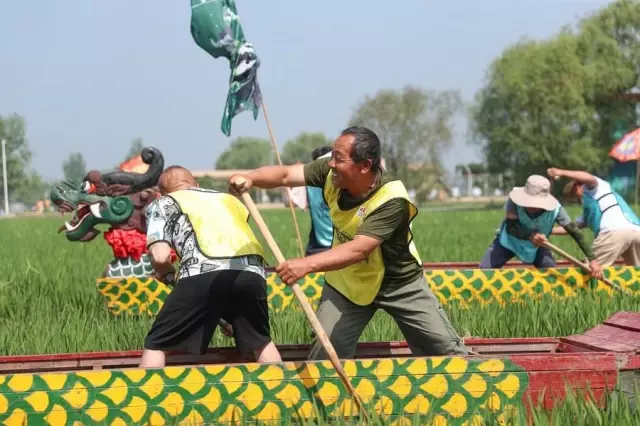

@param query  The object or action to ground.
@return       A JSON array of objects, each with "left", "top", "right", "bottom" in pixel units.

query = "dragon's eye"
[{"left": 81, "top": 181, "right": 95, "bottom": 193}]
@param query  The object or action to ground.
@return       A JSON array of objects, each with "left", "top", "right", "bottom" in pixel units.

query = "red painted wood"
[
  {"left": 603, "top": 311, "right": 640, "bottom": 333},
  {"left": 508, "top": 353, "right": 618, "bottom": 372},
  {"left": 512, "top": 353, "right": 619, "bottom": 410},
  {"left": 555, "top": 342, "right": 597, "bottom": 353},
  {"left": 560, "top": 335, "right": 639, "bottom": 353},
  {"left": 0, "top": 337, "right": 558, "bottom": 365},
  {"left": 524, "top": 373, "right": 614, "bottom": 410},
  {"left": 584, "top": 324, "right": 640, "bottom": 349},
  {"left": 621, "top": 354, "right": 640, "bottom": 370}
]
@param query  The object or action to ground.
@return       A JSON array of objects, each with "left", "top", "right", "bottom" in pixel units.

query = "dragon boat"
[
  {"left": 0, "top": 311, "right": 638, "bottom": 425},
  {"left": 48, "top": 146, "right": 640, "bottom": 317}
]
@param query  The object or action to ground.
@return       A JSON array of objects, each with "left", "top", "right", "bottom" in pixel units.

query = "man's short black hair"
[
  {"left": 340, "top": 126, "right": 381, "bottom": 172},
  {"left": 311, "top": 146, "right": 332, "bottom": 161}
]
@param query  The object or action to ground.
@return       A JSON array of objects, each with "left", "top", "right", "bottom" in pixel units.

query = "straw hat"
[{"left": 509, "top": 175, "right": 559, "bottom": 211}]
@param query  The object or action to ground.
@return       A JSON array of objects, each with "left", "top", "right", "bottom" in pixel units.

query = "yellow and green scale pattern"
[
  {"left": 0, "top": 356, "right": 529, "bottom": 425},
  {"left": 96, "top": 266, "right": 640, "bottom": 317}
]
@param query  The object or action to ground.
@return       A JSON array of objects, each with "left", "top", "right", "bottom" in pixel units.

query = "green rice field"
[
  {"left": 1, "top": 203, "right": 639, "bottom": 424},
  {"left": 1, "top": 204, "right": 638, "bottom": 356}
]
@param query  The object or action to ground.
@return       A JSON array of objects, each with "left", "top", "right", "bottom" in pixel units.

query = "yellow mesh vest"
[
  {"left": 323, "top": 174, "right": 422, "bottom": 305},
  {"left": 168, "top": 188, "right": 266, "bottom": 260}
]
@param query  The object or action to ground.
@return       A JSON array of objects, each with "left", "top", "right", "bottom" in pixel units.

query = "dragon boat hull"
[
  {"left": 97, "top": 262, "right": 640, "bottom": 316},
  {"left": 0, "top": 311, "right": 639, "bottom": 425}
]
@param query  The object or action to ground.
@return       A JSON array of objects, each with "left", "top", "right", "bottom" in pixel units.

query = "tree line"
[{"left": 2, "top": 0, "right": 639, "bottom": 207}]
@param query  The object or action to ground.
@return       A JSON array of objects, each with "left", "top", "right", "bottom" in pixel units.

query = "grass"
[
  {"left": 0, "top": 205, "right": 635, "bottom": 355},
  {"left": 1, "top": 206, "right": 639, "bottom": 424}
]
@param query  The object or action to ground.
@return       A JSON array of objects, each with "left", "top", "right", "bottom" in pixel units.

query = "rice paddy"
[
  {"left": 0, "top": 203, "right": 638, "bottom": 355},
  {"left": 1, "top": 203, "right": 639, "bottom": 424}
]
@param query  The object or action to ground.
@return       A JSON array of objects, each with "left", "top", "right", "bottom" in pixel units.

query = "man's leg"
[
  {"left": 621, "top": 230, "right": 640, "bottom": 266},
  {"left": 593, "top": 231, "right": 627, "bottom": 266},
  {"left": 479, "top": 237, "right": 515, "bottom": 268},
  {"left": 226, "top": 269, "right": 282, "bottom": 363},
  {"left": 139, "top": 349, "right": 167, "bottom": 368},
  {"left": 308, "top": 284, "right": 375, "bottom": 360},
  {"left": 533, "top": 246, "right": 556, "bottom": 268},
  {"left": 376, "top": 274, "right": 468, "bottom": 356},
  {"left": 140, "top": 271, "right": 228, "bottom": 368}
]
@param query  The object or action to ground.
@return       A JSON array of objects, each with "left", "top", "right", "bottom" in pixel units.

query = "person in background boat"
[
  {"left": 139, "top": 165, "right": 282, "bottom": 368},
  {"left": 548, "top": 167, "right": 640, "bottom": 267},
  {"left": 228, "top": 125, "right": 468, "bottom": 360},
  {"left": 479, "top": 174, "right": 603, "bottom": 278},
  {"left": 305, "top": 146, "right": 334, "bottom": 256}
]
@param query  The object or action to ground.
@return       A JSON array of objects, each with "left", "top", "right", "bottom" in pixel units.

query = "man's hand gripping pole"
[{"left": 237, "top": 185, "right": 370, "bottom": 422}]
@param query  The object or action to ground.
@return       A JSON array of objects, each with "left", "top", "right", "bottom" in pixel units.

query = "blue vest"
[
  {"left": 306, "top": 186, "right": 333, "bottom": 248},
  {"left": 499, "top": 204, "right": 560, "bottom": 263},
  {"left": 582, "top": 188, "right": 640, "bottom": 237}
]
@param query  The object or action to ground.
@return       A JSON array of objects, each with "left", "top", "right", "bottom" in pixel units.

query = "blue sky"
[{"left": 0, "top": 0, "right": 613, "bottom": 182}]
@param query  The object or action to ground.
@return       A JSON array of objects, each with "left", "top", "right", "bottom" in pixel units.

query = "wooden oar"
[
  {"left": 239, "top": 191, "right": 370, "bottom": 421},
  {"left": 542, "top": 241, "right": 634, "bottom": 296}
]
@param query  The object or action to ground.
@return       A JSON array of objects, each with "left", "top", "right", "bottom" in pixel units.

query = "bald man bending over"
[{"left": 139, "top": 165, "right": 282, "bottom": 367}]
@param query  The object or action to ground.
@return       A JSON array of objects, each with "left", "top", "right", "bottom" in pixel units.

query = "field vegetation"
[
  {"left": 1, "top": 205, "right": 639, "bottom": 424},
  {"left": 1, "top": 205, "right": 638, "bottom": 356}
]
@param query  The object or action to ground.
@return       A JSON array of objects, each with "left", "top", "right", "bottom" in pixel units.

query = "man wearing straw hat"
[
  {"left": 139, "top": 165, "right": 282, "bottom": 368},
  {"left": 548, "top": 167, "right": 640, "bottom": 266},
  {"left": 229, "top": 126, "right": 468, "bottom": 360},
  {"left": 479, "top": 174, "right": 603, "bottom": 278}
]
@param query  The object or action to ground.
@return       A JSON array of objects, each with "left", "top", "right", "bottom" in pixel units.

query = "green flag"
[{"left": 190, "top": 0, "right": 262, "bottom": 136}]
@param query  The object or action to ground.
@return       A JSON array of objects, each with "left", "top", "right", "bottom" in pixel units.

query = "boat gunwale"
[
  {"left": 0, "top": 337, "right": 560, "bottom": 364},
  {"left": 263, "top": 259, "right": 626, "bottom": 272}
]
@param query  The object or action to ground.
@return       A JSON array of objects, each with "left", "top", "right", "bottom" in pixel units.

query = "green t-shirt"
[{"left": 303, "top": 158, "right": 423, "bottom": 287}]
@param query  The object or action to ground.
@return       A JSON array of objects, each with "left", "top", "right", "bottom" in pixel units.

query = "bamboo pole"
[
  {"left": 240, "top": 190, "right": 369, "bottom": 421},
  {"left": 259, "top": 98, "right": 306, "bottom": 258}
]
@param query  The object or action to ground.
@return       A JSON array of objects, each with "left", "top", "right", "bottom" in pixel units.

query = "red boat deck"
[{"left": 1, "top": 311, "right": 638, "bottom": 375}]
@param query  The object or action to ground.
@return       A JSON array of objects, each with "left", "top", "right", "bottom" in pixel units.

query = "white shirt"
[
  {"left": 145, "top": 193, "right": 266, "bottom": 280},
  {"left": 576, "top": 177, "right": 640, "bottom": 233}
]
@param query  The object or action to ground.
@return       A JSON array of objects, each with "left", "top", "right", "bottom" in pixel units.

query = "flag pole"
[
  {"left": 1, "top": 139, "right": 8, "bottom": 215},
  {"left": 259, "top": 95, "right": 306, "bottom": 258}
]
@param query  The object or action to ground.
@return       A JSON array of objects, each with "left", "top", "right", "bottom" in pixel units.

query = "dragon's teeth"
[{"left": 90, "top": 203, "right": 102, "bottom": 218}]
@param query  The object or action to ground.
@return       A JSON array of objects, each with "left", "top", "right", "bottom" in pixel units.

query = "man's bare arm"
[
  {"left": 307, "top": 235, "right": 383, "bottom": 273},
  {"left": 547, "top": 168, "right": 598, "bottom": 189},
  {"left": 248, "top": 164, "right": 306, "bottom": 188},
  {"left": 148, "top": 242, "right": 175, "bottom": 277}
]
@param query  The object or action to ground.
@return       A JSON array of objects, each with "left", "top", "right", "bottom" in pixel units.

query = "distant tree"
[
  {"left": 348, "top": 85, "right": 462, "bottom": 186},
  {"left": 470, "top": 0, "right": 640, "bottom": 185},
  {"left": 280, "top": 132, "right": 333, "bottom": 165},
  {"left": 576, "top": 0, "right": 640, "bottom": 167},
  {"left": 195, "top": 176, "right": 227, "bottom": 192},
  {"left": 471, "top": 32, "right": 601, "bottom": 185},
  {"left": 0, "top": 114, "right": 33, "bottom": 206},
  {"left": 16, "top": 171, "right": 50, "bottom": 205},
  {"left": 62, "top": 153, "right": 87, "bottom": 183},
  {"left": 215, "top": 137, "right": 272, "bottom": 170}
]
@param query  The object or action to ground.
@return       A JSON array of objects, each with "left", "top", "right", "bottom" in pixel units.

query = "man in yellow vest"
[
  {"left": 139, "top": 166, "right": 282, "bottom": 368},
  {"left": 229, "top": 126, "right": 468, "bottom": 360}
]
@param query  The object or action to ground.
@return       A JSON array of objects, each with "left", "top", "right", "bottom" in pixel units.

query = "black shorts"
[{"left": 143, "top": 269, "right": 271, "bottom": 356}]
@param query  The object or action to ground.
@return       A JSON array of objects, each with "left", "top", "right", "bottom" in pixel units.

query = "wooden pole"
[
  {"left": 1, "top": 139, "right": 8, "bottom": 215},
  {"left": 542, "top": 241, "right": 633, "bottom": 296},
  {"left": 240, "top": 191, "right": 370, "bottom": 422},
  {"left": 259, "top": 99, "right": 306, "bottom": 258},
  {"left": 635, "top": 160, "right": 639, "bottom": 208}
]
